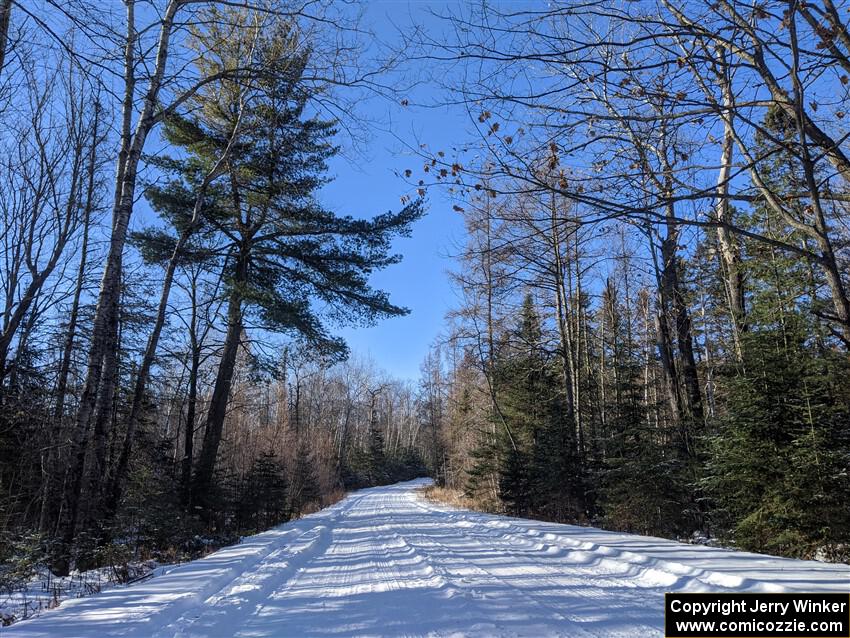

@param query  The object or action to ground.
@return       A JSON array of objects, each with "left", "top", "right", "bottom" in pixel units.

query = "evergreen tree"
[
  {"left": 498, "top": 446, "right": 531, "bottom": 517},
  {"left": 464, "top": 436, "right": 500, "bottom": 506},
  {"left": 532, "top": 407, "right": 584, "bottom": 523},
  {"left": 707, "top": 319, "right": 850, "bottom": 559},
  {"left": 289, "top": 441, "right": 320, "bottom": 517},
  {"left": 701, "top": 104, "right": 850, "bottom": 558},
  {"left": 365, "top": 410, "right": 389, "bottom": 486},
  {"left": 597, "top": 277, "right": 694, "bottom": 536},
  {"left": 239, "top": 452, "right": 289, "bottom": 533},
  {"left": 487, "top": 295, "right": 582, "bottom": 519},
  {"left": 599, "top": 373, "right": 688, "bottom": 536},
  {"left": 136, "top": 14, "right": 424, "bottom": 511}
]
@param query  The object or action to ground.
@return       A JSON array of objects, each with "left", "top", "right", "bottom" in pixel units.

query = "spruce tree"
[
  {"left": 365, "top": 411, "right": 389, "bottom": 486},
  {"left": 707, "top": 318, "right": 850, "bottom": 559},
  {"left": 239, "top": 452, "right": 289, "bottom": 533},
  {"left": 599, "top": 369, "right": 688, "bottom": 537},
  {"left": 289, "top": 441, "right": 320, "bottom": 517},
  {"left": 702, "top": 104, "right": 850, "bottom": 559},
  {"left": 489, "top": 294, "right": 581, "bottom": 519}
]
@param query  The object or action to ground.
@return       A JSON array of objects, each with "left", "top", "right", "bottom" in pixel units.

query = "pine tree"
[{"left": 135, "top": 14, "right": 424, "bottom": 511}]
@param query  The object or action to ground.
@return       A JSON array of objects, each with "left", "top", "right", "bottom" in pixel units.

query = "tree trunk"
[
  {"left": 182, "top": 340, "right": 200, "bottom": 502},
  {"left": 713, "top": 49, "right": 747, "bottom": 356},
  {"left": 61, "top": 0, "right": 180, "bottom": 556},
  {"left": 649, "top": 228, "right": 683, "bottom": 423},
  {"left": 107, "top": 225, "right": 198, "bottom": 514},
  {"left": 192, "top": 247, "right": 248, "bottom": 508},
  {"left": 0, "top": 0, "right": 12, "bottom": 80},
  {"left": 39, "top": 171, "right": 94, "bottom": 534},
  {"left": 548, "top": 192, "right": 577, "bottom": 440},
  {"left": 85, "top": 280, "right": 122, "bottom": 525},
  {"left": 660, "top": 208, "right": 704, "bottom": 451},
  {"left": 786, "top": 11, "right": 850, "bottom": 347},
  {"left": 178, "top": 269, "right": 203, "bottom": 503},
  {"left": 106, "top": 102, "right": 243, "bottom": 514}
]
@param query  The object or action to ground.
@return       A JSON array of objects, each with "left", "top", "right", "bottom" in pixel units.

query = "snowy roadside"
[
  {"left": 0, "top": 492, "right": 347, "bottom": 628},
  {"left": 419, "top": 484, "right": 837, "bottom": 559},
  {"left": 0, "top": 561, "right": 174, "bottom": 626},
  {"left": 414, "top": 482, "right": 850, "bottom": 594}
]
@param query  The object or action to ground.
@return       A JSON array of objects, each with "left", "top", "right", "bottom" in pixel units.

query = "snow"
[
  {"left": 3, "top": 479, "right": 848, "bottom": 637},
  {"left": 0, "top": 562, "right": 168, "bottom": 625}
]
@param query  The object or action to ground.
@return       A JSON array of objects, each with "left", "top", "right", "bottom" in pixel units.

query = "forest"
[
  {"left": 417, "top": 1, "right": 850, "bottom": 562},
  {"left": 1, "top": 0, "right": 849, "bottom": 602}
]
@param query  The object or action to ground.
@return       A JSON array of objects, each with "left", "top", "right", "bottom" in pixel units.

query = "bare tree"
[{"left": 0, "top": 59, "right": 98, "bottom": 387}]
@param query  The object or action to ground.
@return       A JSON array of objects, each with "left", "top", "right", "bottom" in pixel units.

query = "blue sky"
[
  {"left": 320, "top": 3, "right": 468, "bottom": 382},
  {"left": 132, "top": 2, "right": 468, "bottom": 382}
]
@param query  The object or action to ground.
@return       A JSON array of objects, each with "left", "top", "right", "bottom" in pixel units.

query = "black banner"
[{"left": 665, "top": 593, "right": 850, "bottom": 638}]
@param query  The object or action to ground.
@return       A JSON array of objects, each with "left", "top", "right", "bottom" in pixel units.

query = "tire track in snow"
[
  {"left": 410, "top": 491, "right": 779, "bottom": 594},
  {"left": 401, "top": 494, "right": 714, "bottom": 636},
  {"left": 393, "top": 522, "right": 592, "bottom": 637},
  {"left": 360, "top": 487, "right": 600, "bottom": 636},
  {"left": 232, "top": 490, "right": 454, "bottom": 638},
  {"left": 152, "top": 495, "right": 365, "bottom": 638},
  {"left": 400, "top": 494, "right": 669, "bottom": 636}
]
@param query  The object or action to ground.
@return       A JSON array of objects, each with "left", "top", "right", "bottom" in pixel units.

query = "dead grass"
[{"left": 418, "top": 484, "right": 479, "bottom": 510}]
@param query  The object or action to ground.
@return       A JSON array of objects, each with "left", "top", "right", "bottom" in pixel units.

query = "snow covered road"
[{"left": 4, "top": 479, "right": 848, "bottom": 637}]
